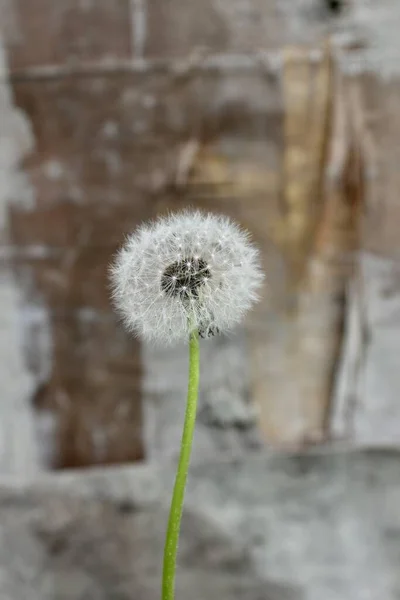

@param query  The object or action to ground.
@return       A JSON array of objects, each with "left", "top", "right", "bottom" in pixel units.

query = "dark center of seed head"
[{"left": 161, "top": 257, "right": 210, "bottom": 298}]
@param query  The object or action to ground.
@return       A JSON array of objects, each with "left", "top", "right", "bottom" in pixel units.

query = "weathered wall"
[{"left": 2, "top": 0, "right": 400, "bottom": 469}]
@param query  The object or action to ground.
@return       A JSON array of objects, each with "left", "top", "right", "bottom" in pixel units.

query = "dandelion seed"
[{"left": 110, "top": 209, "right": 264, "bottom": 345}]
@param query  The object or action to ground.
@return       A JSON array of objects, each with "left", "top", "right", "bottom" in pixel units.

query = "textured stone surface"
[
  {"left": 0, "top": 487, "right": 295, "bottom": 600},
  {"left": 1, "top": 449, "right": 400, "bottom": 599}
]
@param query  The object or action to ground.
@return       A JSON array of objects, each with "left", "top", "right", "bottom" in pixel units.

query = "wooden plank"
[{"left": 251, "top": 47, "right": 362, "bottom": 446}]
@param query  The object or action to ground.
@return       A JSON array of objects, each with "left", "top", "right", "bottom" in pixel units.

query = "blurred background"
[{"left": 1, "top": 1, "right": 400, "bottom": 599}]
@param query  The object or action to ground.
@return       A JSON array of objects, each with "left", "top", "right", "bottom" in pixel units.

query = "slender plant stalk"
[{"left": 162, "top": 329, "right": 200, "bottom": 600}]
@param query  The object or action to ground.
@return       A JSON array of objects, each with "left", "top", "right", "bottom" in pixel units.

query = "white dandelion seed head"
[{"left": 110, "top": 210, "right": 264, "bottom": 345}]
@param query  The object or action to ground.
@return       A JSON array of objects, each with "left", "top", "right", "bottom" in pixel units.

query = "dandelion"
[
  {"left": 110, "top": 209, "right": 263, "bottom": 600},
  {"left": 110, "top": 209, "right": 263, "bottom": 345}
]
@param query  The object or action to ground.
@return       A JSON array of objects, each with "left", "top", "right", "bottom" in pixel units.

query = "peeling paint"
[
  {"left": 43, "top": 160, "right": 64, "bottom": 181},
  {"left": 0, "top": 34, "right": 44, "bottom": 474},
  {"left": 19, "top": 303, "right": 52, "bottom": 383},
  {"left": 130, "top": 0, "right": 147, "bottom": 59}
]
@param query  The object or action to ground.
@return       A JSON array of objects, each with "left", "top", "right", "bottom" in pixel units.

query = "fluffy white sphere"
[{"left": 110, "top": 210, "right": 263, "bottom": 345}]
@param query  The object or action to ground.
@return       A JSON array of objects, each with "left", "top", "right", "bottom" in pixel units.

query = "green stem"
[{"left": 162, "top": 329, "right": 200, "bottom": 600}]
